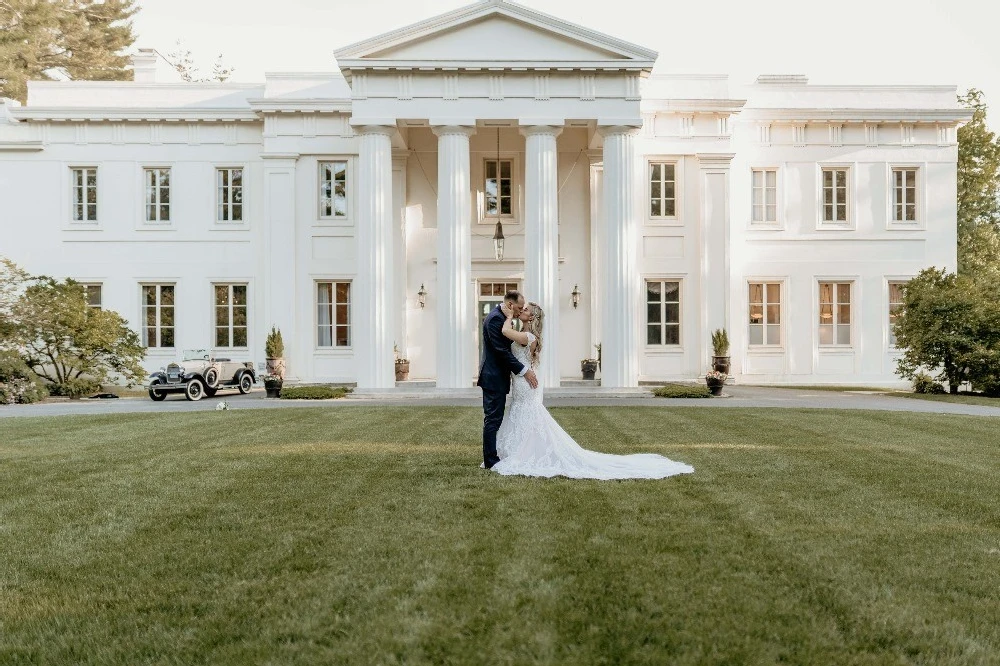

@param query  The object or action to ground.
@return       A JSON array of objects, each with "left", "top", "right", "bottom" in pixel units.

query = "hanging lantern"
[{"left": 493, "top": 220, "right": 505, "bottom": 261}]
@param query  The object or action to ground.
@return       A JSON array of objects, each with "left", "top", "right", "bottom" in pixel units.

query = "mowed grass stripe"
[{"left": 1, "top": 407, "right": 998, "bottom": 665}]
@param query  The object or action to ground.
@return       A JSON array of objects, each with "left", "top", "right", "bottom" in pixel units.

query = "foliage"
[
  {"left": 46, "top": 376, "right": 101, "bottom": 399},
  {"left": 278, "top": 385, "right": 350, "bottom": 400},
  {"left": 912, "top": 371, "right": 946, "bottom": 394},
  {"left": 705, "top": 369, "right": 727, "bottom": 382},
  {"left": 957, "top": 219, "right": 1000, "bottom": 284},
  {"left": 651, "top": 383, "right": 711, "bottom": 398},
  {"left": 0, "top": 0, "right": 138, "bottom": 103},
  {"left": 166, "top": 40, "right": 234, "bottom": 82},
  {"left": 711, "top": 328, "right": 730, "bottom": 356},
  {"left": 893, "top": 268, "right": 1000, "bottom": 394},
  {"left": 265, "top": 326, "right": 284, "bottom": 358},
  {"left": 0, "top": 349, "right": 46, "bottom": 404},
  {"left": 0, "top": 257, "right": 30, "bottom": 340},
  {"left": 4, "top": 273, "right": 146, "bottom": 390},
  {"left": 956, "top": 89, "right": 1000, "bottom": 238}
]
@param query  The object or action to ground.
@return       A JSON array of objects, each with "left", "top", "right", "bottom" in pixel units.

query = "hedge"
[
  {"left": 279, "top": 386, "right": 351, "bottom": 400},
  {"left": 651, "top": 383, "right": 712, "bottom": 398}
]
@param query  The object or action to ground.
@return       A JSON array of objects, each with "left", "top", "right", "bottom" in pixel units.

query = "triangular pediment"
[{"left": 335, "top": 0, "right": 657, "bottom": 67}]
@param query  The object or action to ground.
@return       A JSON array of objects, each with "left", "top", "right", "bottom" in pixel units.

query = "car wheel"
[
  {"left": 148, "top": 379, "right": 167, "bottom": 402},
  {"left": 204, "top": 367, "right": 219, "bottom": 388},
  {"left": 238, "top": 374, "right": 253, "bottom": 394},
  {"left": 185, "top": 378, "right": 204, "bottom": 401},
  {"left": 204, "top": 387, "right": 218, "bottom": 398}
]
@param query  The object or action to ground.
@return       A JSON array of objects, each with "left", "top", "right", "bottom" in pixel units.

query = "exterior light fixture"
[
  {"left": 417, "top": 283, "right": 427, "bottom": 308},
  {"left": 493, "top": 220, "right": 505, "bottom": 261},
  {"left": 571, "top": 284, "right": 581, "bottom": 309}
]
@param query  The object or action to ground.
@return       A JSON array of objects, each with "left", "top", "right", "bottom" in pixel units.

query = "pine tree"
[
  {"left": 0, "top": 0, "right": 137, "bottom": 104},
  {"left": 956, "top": 89, "right": 1000, "bottom": 235}
]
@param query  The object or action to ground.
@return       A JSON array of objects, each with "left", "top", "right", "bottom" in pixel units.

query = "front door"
[{"left": 477, "top": 281, "right": 519, "bottom": 367}]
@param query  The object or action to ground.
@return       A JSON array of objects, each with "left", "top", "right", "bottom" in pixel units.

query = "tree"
[
  {"left": 6, "top": 276, "right": 146, "bottom": 392},
  {"left": 957, "top": 89, "right": 1000, "bottom": 233},
  {"left": 0, "top": 0, "right": 137, "bottom": 103},
  {"left": 0, "top": 256, "right": 31, "bottom": 341},
  {"left": 894, "top": 268, "right": 1000, "bottom": 394},
  {"left": 167, "top": 41, "right": 234, "bottom": 82}
]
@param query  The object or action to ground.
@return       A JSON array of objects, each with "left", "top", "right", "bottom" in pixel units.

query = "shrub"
[
  {"left": 0, "top": 350, "right": 47, "bottom": 404},
  {"left": 913, "top": 372, "right": 946, "bottom": 394},
  {"left": 652, "top": 383, "right": 712, "bottom": 399},
  {"left": 265, "top": 326, "right": 284, "bottom": 358},
  {"left": 279, "top": 385, "right": 350, "bottom": 400},
  {"left": 711, "top": 329, "right": 730, "bottom": 356},
  {"left": 47, "top": 377, "right": 103, "bottom": 399}
]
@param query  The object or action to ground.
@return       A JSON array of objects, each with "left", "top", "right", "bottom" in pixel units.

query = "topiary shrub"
[
  {"left": 912, "top": 371, "right": 946, "bottom": 394},
  {"left": 279, "top": 385, "right": 350, "bottom": 400},
  {"left": 652, "top": 383, "right": 712, "bottom": 398},
  {"left": 265, "top": 326, "right": 284, "bottom": 358}
]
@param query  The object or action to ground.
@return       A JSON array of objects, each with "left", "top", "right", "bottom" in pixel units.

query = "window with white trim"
[
  {"left": 819, "top": 282, "right": 852, "bottom": 346},
  {"left": 892, "top": 168, "right": 917, "bottom": 223},
  {"left": 821, "top": 168, "right": 849, "bottom": 223},
  {"left": 144, "top": 167, "right": 170, "bottom": 223},
  {"left": 748, "top": 282, "right": 781, "bottom": 345},
  {"left": 317, "top": 281, "right": 351, "bottom": 347},
  {"left": 217, "top": 168, "right": 243, "bottom": 222},
  {"left": 214, "top": 284, "right": 248, "bottom": 348},
  {"left": 646, "top": 280, "right": 680, "bottom": 345},
  {"left": 649, "top": 163, "right": 676, "bottom": 218},
  {"left": 485, "top": 159, "right": 512, "bottom": 217},
  {"left": 71, "top": 167, "right": 97, "bottom": 222},
  {"left": 83, "top": 284, "right": 102, "bottom": 310},
  {"left": 141, "top": 284, "right": 174, "bottom": 348},
  {"left": 751, "top": 169, "right": 777, "bottom": 224},
  {"left": 320, "top": 161, "right": 347, "bottom": 218},
  {"left": 888, "top": 281, "right": 906, "bottom": 347}
]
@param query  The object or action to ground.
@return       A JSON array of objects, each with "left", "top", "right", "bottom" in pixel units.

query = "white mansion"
[{"left": 0, "top": 0, "right": 971, "bottom": 389}]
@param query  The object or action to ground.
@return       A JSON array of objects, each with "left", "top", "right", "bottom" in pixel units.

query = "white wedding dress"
[{"left": 492, "top": 333, "right": 694, "bottom": 480}]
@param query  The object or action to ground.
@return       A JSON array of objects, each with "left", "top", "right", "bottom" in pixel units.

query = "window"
[
  {"left": 320, "top": 161, "right": 347, "bottom": 218},
  {"left": 83, "top": 284, "right": 102, "bottom": 310},
  {"left": 751, "top": 169, "right": 777, "bottom": 224},
  {"left": 821, "top": 168, "right": 849, "bottom": 223},
  {"left": 892, "top": 168, "right": 917, "bottom": 223},
  {"left": 144, "top": 168, "right": 170, "bottom": 223},
  {"left": 479, "top": 282, "right": 518, "bottom": 298},
  {"left": 649, "top": 163, "right": 676, "bottom": 218},
  {"left": 71, "top": 167, "right": 97, "bottom": 222},
  {"left": 888, "top": 281, "right": 906, "bottom": 347},
  {"left": 485, "top": 159, "right": 512, "bottom": 216},
  {"left": 819, "top": 282, "right": 852, "bottom": 346},
  {"left": 317, "top": 282, "right": 351, "bottom": 347},
  {"left": 646, "top": 280, "right": 680, "bottom": 345},
  {"left": 214, "top": 284, "right": 248, "bottom": 348},
  {"left": 142, "top": 285, "right": 174, "bottom": 348},
  {"left": 217, "top": 168, "right": 243, "bottom": 222},
  {"left": 748, "top": 282, "right": 781, "bottom": 345}
]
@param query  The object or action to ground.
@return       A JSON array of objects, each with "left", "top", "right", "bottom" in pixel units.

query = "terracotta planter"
[
  {"left": 712, "top": 355, "right": 731, "bottom": 374},
  {"left": 395, "top": 360, "right": 410, "bottom": 381},
  {"left": 266, "top": 358, "right": 286, "bottom": 380},
  {"left": 581, "top": 359, "right": 598, "bottom": 380}
]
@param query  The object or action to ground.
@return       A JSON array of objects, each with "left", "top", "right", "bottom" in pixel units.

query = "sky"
[{"left": 130, "top": 0, "right": 1000, "bottom": 132}]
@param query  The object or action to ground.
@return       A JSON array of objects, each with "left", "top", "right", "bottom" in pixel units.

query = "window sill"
[
  {"left": 644, "top": 346, "right": 684, "bottom": 355},
  {"left": 315, "top": 217, "right": 353, "bottom": 227},
  {"left": 479, "top": 216, "right": 519, "bottom": 226},
  {"left": 747, "top": 222, "right": 783, "bottom": 231},
  {"left": 747, "top": 346, "right": 785, "bottom": 355},
  {"left": 63, "top": 222, "right": 102, "bottom": 231},
  {"left": 816, "top": 223, "right": 855, "bottom": 231},
  {"left": 314, "top": 347, "right": 353, "bottom": 355},
  {"left": 887, "top": 222, "right": 925, "bottom": 231},
  {"left": 818, "top": 346, "right": 854, "bottom": 354},
  {"left": 645, "top": 217, "right": 683, "bottom": 227}
]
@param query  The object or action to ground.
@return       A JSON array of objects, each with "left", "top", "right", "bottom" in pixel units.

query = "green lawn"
[
  {"left": 2, "top": 407, "right": 999, "bottom": 665},
  {"left": 893, "top": 391, "right": 1000, "bottom": 407}
]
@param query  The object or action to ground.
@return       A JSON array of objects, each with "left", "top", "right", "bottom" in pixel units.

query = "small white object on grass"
[{"left": 215, "top": 401, "right": 230, "bottom": 411}]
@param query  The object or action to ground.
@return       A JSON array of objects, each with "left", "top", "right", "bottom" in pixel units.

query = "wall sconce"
[
  {"left": 493, "top": 220, "right": 505, "bottom": 261},
  {"left": 571, "top": 284, "right": 581, "bottom": 309},
  {"left": 417, "top": 283, "right": 427, "bottom": 308}
]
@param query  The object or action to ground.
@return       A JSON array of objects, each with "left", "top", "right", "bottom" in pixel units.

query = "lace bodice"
[{"left": 511, "top": 332, "right": 535, "bottom": 368}]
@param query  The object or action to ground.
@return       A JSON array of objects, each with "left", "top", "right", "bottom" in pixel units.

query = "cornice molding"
[
  {"left": 11, "top": 108, "right": 260, "bottom": 122},
  {"left": 248, "top": 99, "right": 352, "bottom": 114},
  {"left": 337, "top": 60, "right": 655, "bottom": 74},
  {"left": 742, "top": 108, "right": 974, "bottom": 124},
  {"left": 641, "top": 99, "right": 747, "bottom": 114},
  {"left": 0, "top": 141, "right": 44, "bottom": 152}
]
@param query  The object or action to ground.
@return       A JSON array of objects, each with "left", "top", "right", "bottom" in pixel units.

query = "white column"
[
  {"left": 521, "top": 124, "right": 562, "bottom": 388},
  {"left": 600, "top": 126, "right": 641, "bottom": 388},
  {"left": 355, "top": 125, "right": 395, "bottom": 388},
  {"left": 433, "top": 125, "right": 476, "bottom": 389},
  {"left": 262, "top": 155, "right": 298, "bottom": 380},
  {"left": 697, "top": 153, "right": 734, "bottom": 376}
]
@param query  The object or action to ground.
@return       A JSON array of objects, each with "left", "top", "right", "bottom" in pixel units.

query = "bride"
[{"left": 492, "top": 302, "right": 694, "bottom": 480}]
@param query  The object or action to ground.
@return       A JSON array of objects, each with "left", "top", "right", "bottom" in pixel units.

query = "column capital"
[
  {"left": 597, "top": 123, "right": 642, "bottom": 138},
  {"left": 352, "top": 122, "right": 397, "bottom": 137},
  {"left": 431, "top": 124, "right": 477, "bottom": 138},
  {"left": 696, "top": 152, "right": 736, "bottom": 170},
  {"left": 519, "top": 123, "right": 563, "bottom": 138}
]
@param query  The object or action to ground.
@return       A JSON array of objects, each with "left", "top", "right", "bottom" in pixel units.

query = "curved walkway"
[{"left": 1, "top": 385, "right": 998, "bottom": 418}]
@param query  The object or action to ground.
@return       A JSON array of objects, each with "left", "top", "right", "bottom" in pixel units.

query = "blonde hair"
[{"left": 525, "top": 302, "right": 544, "bottom": 368}]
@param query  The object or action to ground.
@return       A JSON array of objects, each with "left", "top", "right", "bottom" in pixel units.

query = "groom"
[{"left": 477, "top": 290, "right": 538, "bottom": 469}]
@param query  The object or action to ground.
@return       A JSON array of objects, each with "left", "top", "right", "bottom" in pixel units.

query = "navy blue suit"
[{"left": 477, "top": 304, "right": 526, "bottom": 468}]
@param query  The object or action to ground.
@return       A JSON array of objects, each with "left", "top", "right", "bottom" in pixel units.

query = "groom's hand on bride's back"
[{"left": 525, "top": 369, "right": 538, "bottom": 389}]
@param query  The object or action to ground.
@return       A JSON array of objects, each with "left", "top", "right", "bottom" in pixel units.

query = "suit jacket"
[{"left": 477, "top": 304, "right": 526, "bottom": 394}]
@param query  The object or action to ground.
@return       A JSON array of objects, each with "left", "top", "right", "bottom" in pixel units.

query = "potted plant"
[
  {"left": 711, "top": 328, "right": 730, "bottom": 374},
  {"left": 394, "top": 344, "right": 410, "bottom": 381},
  {"left": 705, "top": 369, "right": 727, "bottom": 396},
  {"left": 262, "top": 374, "right": 282, "bottom": 398},
  {"left": 265, "top": 326, "right": 285, "bottom": 379},
  {"left": 581, "top": 358, "right": 598, "bottom": 380}
]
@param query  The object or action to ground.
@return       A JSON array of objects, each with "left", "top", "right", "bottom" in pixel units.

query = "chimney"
[{"left": 130, "top": 49, "right": 186, "bottom": 84}]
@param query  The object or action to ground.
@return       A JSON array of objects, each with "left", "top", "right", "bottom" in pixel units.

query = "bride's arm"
[{"left": 502, "top": 315, "right": 531, "bottom": 346}]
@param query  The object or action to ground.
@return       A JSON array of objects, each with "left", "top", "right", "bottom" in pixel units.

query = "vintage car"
[{"left": 146, "top": 350, "right": 257, "bottom": 401}]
